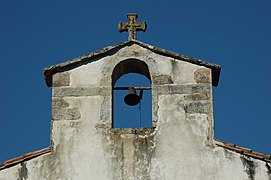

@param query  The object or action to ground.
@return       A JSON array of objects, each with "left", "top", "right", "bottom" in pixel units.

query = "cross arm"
[
  {"left": 118, "top": 22, "right": 130, "bottom": 32},
  {"left": 118, "top": 21, "right": 147, "bottom": 32},
  {"left": 134, "top": 21, "right": 147, "bottom": 32}
]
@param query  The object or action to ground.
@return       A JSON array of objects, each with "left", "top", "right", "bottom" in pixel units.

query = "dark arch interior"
[{"left": 112, "top": 59, "right": 151, "bottom": 86}]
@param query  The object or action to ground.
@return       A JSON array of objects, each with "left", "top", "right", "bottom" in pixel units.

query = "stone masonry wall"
[{"left": 0, "top": 44, "right": 270, "bottom": 180}]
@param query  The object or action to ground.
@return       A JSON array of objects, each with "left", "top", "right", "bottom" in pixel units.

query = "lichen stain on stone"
[
  {"left": 100, "top": 96, "right": 111, "bottom": 123},
  {"left": 52, "top": 107, "right": 81, "bottom": 120},
  {"left": 194, "top": 68, "right": 211, "bottom": 84},
  {"left": 223, "top": 149, "right": 235, "bottom": 160},
  {"left": 18, "top": 162, "right": 28, "bottom": 180},
  {"left": 99, "top": 128, "right": 123, "bottom": 179},
  {"left": 266, "top": 163, "right": 271, "bottom": 179},
  {"left": 38, "top": 131, "right": 70, "bottom": 179},
  {"left": 134, "top": 136, "right": 155, "bottom": 180},
  {"left": 52, "top": 98, "right": 70, "bottom": 108},
  {"left": 241, "top": 156, "right": 256, "bottom": 180},
  {"left": 153, "top": 75, "right": 173, "bottom": 85},
  {"left": 52, "top": 72, "right": 70, "bottom": 87},
  {"left": 97, "top": 127, "right": 156, "bottom": 179},
  {"left": 183, "top": 101, "right": 211, "bottom": 114}
]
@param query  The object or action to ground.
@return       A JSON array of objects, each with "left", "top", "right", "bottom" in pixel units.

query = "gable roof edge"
[
  {"left": 44, "top": 41, "right": 133, "bottom": 87},
  {"left": 44, "top": 40, "right": 221, "bottom": 87},
  {"left": 133, "top": 40, "right": 221, "bottom": 86},
  {"left": 215, "top": 140, "right": 271, "bottom": 163},
  {"left": 0, "top": 147, "right": 51, "bottom": 171}
]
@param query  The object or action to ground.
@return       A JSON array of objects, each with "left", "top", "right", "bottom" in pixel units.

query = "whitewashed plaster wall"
[{"left": 0, "top": 44, "right": 270, "bottom": 180}]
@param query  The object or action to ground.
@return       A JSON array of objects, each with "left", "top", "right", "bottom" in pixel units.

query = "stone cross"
[{"left": 118, "top": 13, "right": 147, "bottom": 40}]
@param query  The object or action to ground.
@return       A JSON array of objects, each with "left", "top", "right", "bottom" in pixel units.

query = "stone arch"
[
  {"left": 100, "top": 55, "right": 160, "bottom": 87},
  {"left": 112, "top": 59, "right": 152, "bottom": 128},
  {"left": 112, "top": 59, "right": 151, "bottom": 86}
]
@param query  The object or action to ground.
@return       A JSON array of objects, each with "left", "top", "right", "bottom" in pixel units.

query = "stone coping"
[
  {"left": 44, "top": 40, "right": 220, "bottom": 87},
  {"left": 95, "top": 123, "right": 157, "bottom": 138}
]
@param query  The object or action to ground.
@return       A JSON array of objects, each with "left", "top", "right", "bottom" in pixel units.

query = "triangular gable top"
[{"left": 44, "top": 40, "right": 221, "bottom": 87}]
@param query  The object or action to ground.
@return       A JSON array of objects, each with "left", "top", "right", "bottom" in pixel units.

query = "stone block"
[
  {"left": 100, "top": 96, "right": 111, "bottom": 122},
  {"left": 191, "top": 84, "right": 211, "bottom": 94},
  {"left": 153, "top": 75, "right": 173, "bottom": 85},
  {"left": 183, "top": 93, "right": 210, "bottom": 101},
  {"left": 52, "top": 98, "right": 69, "bottom": 108},
  {"left": 52, "top": 107, "right": 81, "bottom": 120},
  {"left": 183, "top": 101, "right": 211, "bottom": 114},
  {"left": 100, "top": 75, "right": 112, "bottom": 86},
  {"left": 194, "top": 68, "right": 211, "bottom": 84},
  {"left": 52, "top": 72, "right": 70, "bottom": 87},
  {"left": 154, "top": 84, "right": 210, "bottom": 95},
  {"left": 52, "top": 87, "right": 111, "bottom": 97}
]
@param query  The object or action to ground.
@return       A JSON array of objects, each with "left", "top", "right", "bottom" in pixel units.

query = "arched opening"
[{"left": 112, "top": 59, "right": 152, "bottom": 128}]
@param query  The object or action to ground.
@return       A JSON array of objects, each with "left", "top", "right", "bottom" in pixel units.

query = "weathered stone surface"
[
  {"left": 52, "top": 107, "right": 81, "bottom": 120},
  {"left": 151, "top": 90, "right": 158, "bottom": 123},
  {"left": 194, "top": 68, "right": 211, "bottom": 84},
  {"left": 171, "top": 59, "right": 200, "bottom": 84},
  {"left": 152, "top": 75, "right": 173, "bottom": 85},
  {"left": 115, "top": 44, "right": 152, "bottom": 58},
  {"left": 52, "top": 87, "right": 111, "bottom": 97},
  {"left": 133, "top": 135, "right": 154, "bottom": 179},
  {"left": 184, "top": 93, "right": 210, "bottom": 101},
  {"left": 69, "top": 96, "right": 103, "bottom": 124},
  {"left": 18, "top": 162, "right": 28, "bottom": 180},
  {"left": 100, "top": 96, "right": 111, "bottom": 122},
  {"left": 241, "top": 157, "right": 256, "bottom": 180},
  {"left": 183, "top": 101, "right": 211, "bottom": 113},
  {"left": 52, "top": 98, "right": 69, "bottom": 108},
  {"left": 100, "top": 75, "right": 111, "bottom": 86},
  {"left": 52, "top": 72, "right": 70, "bottom": 87},
  {"left": 154, "top": 84, "right": 211, "bottom": 95},
  {"left": 3, "top": 37, "right": 271, "bottom": 180},
  {"left": 118, "top": 13, "right": 146, "bottom": 41},
  {"left": 69, "top": 59, "right": 105, "bottom": 87},
  {"left": 44, "top": 41, "right": 220, "bottom": 87},
  {"left": 103, "top": 127, "right": 156, "bottom": 136},
  {"left": 96, "top": 126, "right": 155, "bottom": 179}
]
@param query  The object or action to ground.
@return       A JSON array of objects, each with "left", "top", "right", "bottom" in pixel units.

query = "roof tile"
[
  {"left": 0, "top": 147, "right": 51, "bottom": 171},
  {"left": 215, "top": 140, "right": 271, "bottom": 163}
]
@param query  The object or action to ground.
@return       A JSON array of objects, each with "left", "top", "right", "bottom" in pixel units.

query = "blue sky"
[
  {"left": 0, "top": 0, "right": 271, "bottom": 163},
  {"left": 114, "top": 73, "right": 152, "bottom": 128}
]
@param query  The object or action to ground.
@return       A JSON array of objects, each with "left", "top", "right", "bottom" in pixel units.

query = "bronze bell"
[{"left": 124, "top": 87, "right": 140, "bottom": 106}]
